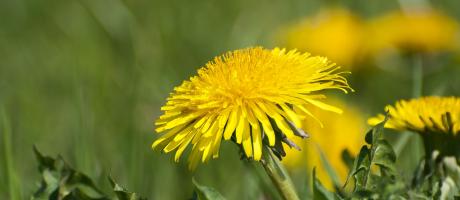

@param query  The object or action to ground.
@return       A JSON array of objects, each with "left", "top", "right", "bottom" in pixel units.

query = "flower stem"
[
  {"left": 412, "top": 54, "right": 423, "bottom": 98},
  {"left": 260, "top": 146, "right": 300, "bottom": 200},
  {"left": 1, "top": 107, "right": 21, "bottom": 200},
  {"left": 410, "top": 54, "right": 424, "bottom": 163}
]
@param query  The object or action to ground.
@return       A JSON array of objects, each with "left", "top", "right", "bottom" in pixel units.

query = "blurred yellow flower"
[
  {"left": 282, "top": 98, "right": 365, "bottom": 189},
  {"left": 284, "top": 8, "right": 367, "bottom": 68},
  {"left": 368, "top": 96, "right": 460, "bottom": 135},
  {"left": 367, "top": 9, "right": 460, "bottom": 53},
  {"left": 153, "top": 47, "right": 352, "bottom": 169}
]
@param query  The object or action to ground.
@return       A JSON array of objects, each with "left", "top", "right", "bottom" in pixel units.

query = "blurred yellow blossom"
[
  {"left": 367, "top": 9, "right": 460, "bottom": 54},
  {"left": 153, "top": 47, "right": 352, "bottom": 169},
  {"left": 284, "top": 8, "right": 367, "bottom": 68},
  {"left": 282, "top": 98, "right": 365, "bottom": 189}
]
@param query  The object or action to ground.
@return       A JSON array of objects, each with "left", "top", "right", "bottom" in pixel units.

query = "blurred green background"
[{"left": 1, "top": 0, "right": 460, "bottom": 199}]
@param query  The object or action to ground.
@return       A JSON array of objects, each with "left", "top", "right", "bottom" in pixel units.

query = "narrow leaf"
[
  {"left": 373, "top": 139, "right": 397, "bottom": 174},
  {"left": 313, "top": 168, "right": 342, "bottom": 200},
  {"left": 316, "top": 144, "right": 342, "bottom": 188},
  {"left": 192, "top": 178, "right": 226, "bottom": 200},
  {"left": 109, "top": 176, "right": 146, "bottom": 200}
]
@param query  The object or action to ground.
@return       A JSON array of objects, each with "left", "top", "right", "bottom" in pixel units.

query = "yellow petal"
[
  {"left": 162, "top": 111, "right": 205, "bottom": 131},
  {"left": 242, "top": 133, "right": 253, "bottom": 157},
  {"left": 235, "top": 114, "right": 248, "bottom": 144},
  {"left": 252, "top": 123, "right": 262, "bottom": 161},
  {"left": 258, "top": 102, "right": 294, "bottom": 138},
  {"left": 223, "top": 108, "right": 239, "bottom": 140},
  {"left": 164, "top": 127, "right": 192, "bottom": 153},
  {"left": 249, "top": 101, "right": 275, "bottom": 146},
  {"left": 305, "top": 99, "right": 343, "bottom": 114},
  {"left": 201, "top": 142, "right": 213, "bottom": 162},
  {"left": 280, "top": 103, "right": 302, "bottom": 128},
  {"left": 159, "top": 110, "right": 182, "bottom": 120},
  {"left": 174, "top": 130, "right": 197, "bottom": 162},
  {"left": 203, "top": 121, "right": 219, "bottom": 138},
  {"left": 218, "top": 109, "right": 231, "bottom": 128},
  {"left": 273, "top": 117, "right": 294, "bottom": 138},
  {"left": 188, "top": 147, "right": 201, "bottom": 170},
  {"left": 212, "top": 128, "right": 224, "bottom": 158},
  {"left": 243, "top": 104, "right": 259, "bottom": 126},
  {"left": 201, "top": 114, "right": 217, "bottom": 133},
  {"left": 152, "top": 123, "right": 188, "bottom": 150},
  {"left": 295, "top": 104, "right": 324, "bottom": 127},
  {"left": 193, "top": 114, "right": 209, "bottom": 129}
]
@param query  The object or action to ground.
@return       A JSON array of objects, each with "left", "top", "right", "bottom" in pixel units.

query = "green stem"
[
  {"left": 412, "top": 55, "right": 423, "bottom": 98},
  {"left": 246, "top": 162, "right": 280, "bottom": 199},
  {"left": 260, "top": 146, "right": 300, "bottom": 200},
  {"left": 2, "top": 107, "right": 20, "bottom": 200},
  {"left": 390, "top": 54, "right": 425, "bottom": 183},
  {"left": 410, "top": 54, "right": 424, "bottom": 163},
  {"left": 393, "top": 133, "right": 412, "bottom": 157}
]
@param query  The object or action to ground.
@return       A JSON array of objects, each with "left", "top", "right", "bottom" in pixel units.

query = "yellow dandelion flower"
[
  {"left": 369, "top": 96, "right": 460, "bottom": 158},
  {"left": 367, "top": 9, "right": 460, "bottom": 53},
  {"left": 368, "top": 96, "right": 460, "bottom": 135},
  {"left": 153, "top": 47, "right": 352, "bottom": 169},
  {"left": 282, "top": 98, "right": 365, "bottom": 189},
  {"left": 284, "top": 8, "right": 367, "bottom": 68}
]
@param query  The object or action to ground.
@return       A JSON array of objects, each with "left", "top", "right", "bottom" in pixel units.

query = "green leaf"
[
  {"left": 31, "top": 147, "right": 109, "bottom": 200},
  {"left": 192, "top": 178, "right": 225, "bottom": 200},
  {"left": 364, "top": 129, "right": 373, "bottom": 145},
  {"left": 373, "top": 139, "right": 397, "bottom": 174},
  {"left": 341, "top": 149, "right": 355, "bottom": 172},
  {"left": 443, "top": 157, "right": 460, "bottom": 187},
  {"left": 352, "top": 189, "right": 374, "bottom": 199},
  {"left": 33, "top": 146, "right": 56, "bottom": 172},
  {"left": 344, "top": 146, "right": 370, "bottom": 190},
  {"left": 440, "top": 177, "right": 459, "bottom": 200},
  {"left": 109, "top": 176, "right": 146, "bottom": 200},
  {"left": 312, "top": 168, "right": 342, "bottom": 200},
  {"left": 344, "top": 113, "right": 398, "bottom": 194},
  {"left": 32, "top": 148, "right": 148, "bottom": 200},
  {"left": 440, "top": 157, "right": 460, "bottom": 199},
  {"left": 364, "top": 114, "right": 388, "bottom": 145}
]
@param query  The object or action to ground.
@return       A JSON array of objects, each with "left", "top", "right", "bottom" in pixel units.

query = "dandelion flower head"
[
  {"left": 153, "top": 47, "right": 352, "bottom": 169},
  {"left": 284, "top": 8, "right": 366, "bottom": 68},
  {"left": 368, "top": 96, "right": 460, "bottom": 135},
  {"left": 367, "top": 9, "right": 459, "bottom": 53}
]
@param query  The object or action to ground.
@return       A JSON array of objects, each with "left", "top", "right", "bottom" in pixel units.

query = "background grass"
[{"left": 1, "top": 0, "right": 460, "bottom": 199}]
